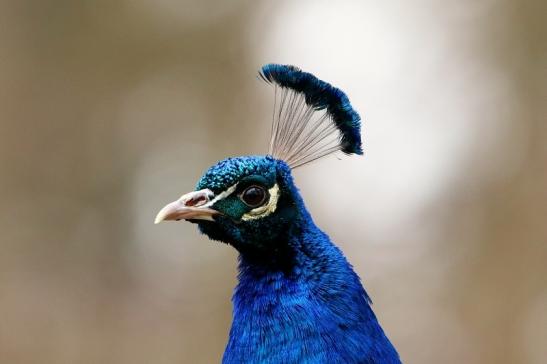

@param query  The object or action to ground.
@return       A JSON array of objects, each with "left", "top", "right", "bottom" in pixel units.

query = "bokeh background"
[{"left": 0, "top": 0, "right": 545, "bottom": 363}]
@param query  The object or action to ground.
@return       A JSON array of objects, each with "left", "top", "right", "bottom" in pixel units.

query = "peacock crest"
[{"left": 259, "top": 64, "right": 363, "bottom": 168}]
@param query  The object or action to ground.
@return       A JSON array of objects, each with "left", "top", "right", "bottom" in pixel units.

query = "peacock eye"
[{"left": 240, "top": 185, "right": 268, "bottom": 208}]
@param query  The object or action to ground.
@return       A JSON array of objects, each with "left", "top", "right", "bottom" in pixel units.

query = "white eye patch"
[
  {"left": 241, "top": 184, "right": 279, "bottom": 221},
  {"left": 203, "top": 183, "right": 238, "bottom": 207},
  {"left": 205, "top": 182, "right": 280, "bottom": 221}
]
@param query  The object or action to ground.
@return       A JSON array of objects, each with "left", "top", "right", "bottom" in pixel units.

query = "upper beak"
[{"left": 154, "top": 189, "right": 219, "bottom": 224}]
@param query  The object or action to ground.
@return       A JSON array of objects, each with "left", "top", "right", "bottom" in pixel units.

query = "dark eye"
[{"left": 240, "top": 185, "right": 268, "bottom": 208}]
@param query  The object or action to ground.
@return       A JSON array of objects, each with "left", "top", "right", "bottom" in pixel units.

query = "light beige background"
[{"left": 0, "top": 0, "right": 545, "bottom": 363}]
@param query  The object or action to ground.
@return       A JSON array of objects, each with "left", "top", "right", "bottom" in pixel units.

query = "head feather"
[{"left": 259, "top": 64, "right": 362, "bottom": 168}]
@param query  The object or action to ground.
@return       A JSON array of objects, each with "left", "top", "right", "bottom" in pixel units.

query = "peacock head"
[
  {"left": 154, "top": 64, "right": 363, "bottom": 255},
  {"left": 155, "top": 155, "right": 302, "bottom": 252}
]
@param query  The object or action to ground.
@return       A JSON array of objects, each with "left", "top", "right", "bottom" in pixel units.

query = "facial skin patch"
[
  {"left": 241, "top": 184, "right": 279, "bottom": 221},
  {"left": 204, "top": 183, "right": 238, "bottom": 207}
]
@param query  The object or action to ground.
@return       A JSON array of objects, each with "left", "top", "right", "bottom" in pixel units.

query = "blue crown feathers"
[{"left": 259, "top": 64, "right": 362, "bottom": 168}]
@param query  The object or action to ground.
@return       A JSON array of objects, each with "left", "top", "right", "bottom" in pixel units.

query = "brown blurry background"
[{"left": 0, "top": 0, "right": 545, "bottom": 363}]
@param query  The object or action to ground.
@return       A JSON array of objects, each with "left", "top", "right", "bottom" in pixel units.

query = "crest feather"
[{"left": 260, "top": 64, "right": 362, "bottom": 168}]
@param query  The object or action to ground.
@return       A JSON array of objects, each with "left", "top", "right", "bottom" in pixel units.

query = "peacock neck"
[
  {"left": 223, "top": 212, "right": 400, "bottom": 363},
  {"left": 235, "top": 216, "right": 359, "bottom": 294}
]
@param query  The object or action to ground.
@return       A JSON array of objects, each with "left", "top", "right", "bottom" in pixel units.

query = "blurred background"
[{"left": 0, "top": 0, "right": 545, "bottom": 363}]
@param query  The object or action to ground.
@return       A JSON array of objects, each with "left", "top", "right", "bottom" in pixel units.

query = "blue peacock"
[{"left": 155, "top": 64, "right": 402, "bottom": 364}]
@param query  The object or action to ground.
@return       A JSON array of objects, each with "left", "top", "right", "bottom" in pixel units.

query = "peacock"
[{"left": 155, "top": 64, "right": 401, "bottom": 364}]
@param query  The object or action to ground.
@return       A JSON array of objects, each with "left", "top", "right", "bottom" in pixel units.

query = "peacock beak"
[{"left": 154, "top": 189, "right": 219, "bottom": 224}]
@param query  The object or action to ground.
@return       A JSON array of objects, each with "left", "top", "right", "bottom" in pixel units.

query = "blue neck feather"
[
  {"left": 182, "top": 62, "right": 395, "bottom": 363},
  {"left": 222, "top": 183, "right": 401, "bottom": 364}
]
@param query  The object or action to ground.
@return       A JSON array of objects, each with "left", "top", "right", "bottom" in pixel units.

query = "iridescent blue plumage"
[
  {"left": 155, "top": 66, "right": 401, "bottom": 363},
  {"left": 193, "top": 156, "right": 401, "bottom": 363}
]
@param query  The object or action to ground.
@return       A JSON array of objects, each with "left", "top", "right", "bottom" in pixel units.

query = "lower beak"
[{"left": 154, "top": 189, "right": 219, "bottom": 224}]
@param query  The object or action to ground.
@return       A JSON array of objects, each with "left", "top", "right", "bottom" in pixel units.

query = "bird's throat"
[{"left": 223, "top": 222, "right": 394, "bottom": 363}]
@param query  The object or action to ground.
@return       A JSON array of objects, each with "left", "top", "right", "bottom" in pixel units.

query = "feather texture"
[
  {"left": 157, "top": 65, "right": 401, "bottom": 363},
  {"left": 215, "top": 157, "right": 401, "bottom": 364},
  {"left": 260, "top": 64, "right": 363, "bottom": 168}
]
